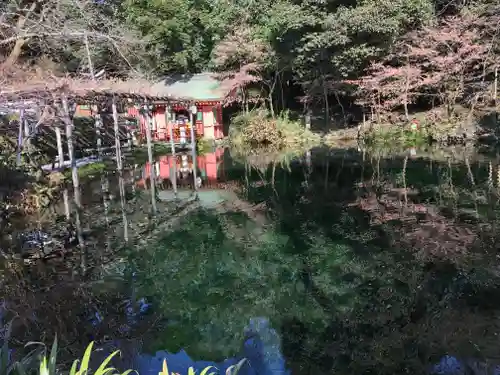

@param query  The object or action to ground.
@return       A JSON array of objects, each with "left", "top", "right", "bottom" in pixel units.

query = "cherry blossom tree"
[
  {"left": 353, "top": 11, "right": 498, "bottom": 121},
  {"left": 212, "top": 26, "right": 275, "bottom": 114}
]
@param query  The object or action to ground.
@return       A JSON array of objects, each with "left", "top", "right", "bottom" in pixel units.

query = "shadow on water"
[{"left": 4, "top": 145, "right": 500, "bottom": 374}]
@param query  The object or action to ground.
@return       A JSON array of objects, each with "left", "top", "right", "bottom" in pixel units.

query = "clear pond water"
[{"left": 2, "top": 145, "right": 500, "bottom": 375}]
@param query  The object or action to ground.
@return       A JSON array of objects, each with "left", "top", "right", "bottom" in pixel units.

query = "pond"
[{"left": 2, "top": 143, "right": 500, "bottom": 375}]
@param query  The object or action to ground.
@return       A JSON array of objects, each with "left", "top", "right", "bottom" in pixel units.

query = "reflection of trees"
[
  {"left": 128, "top": 209, "right": 316, "bottom": 361},
  {"left": 49, "top": 146, "right": 498, "bottom": 374},
  {"left": 0, "top": 183, "right": 180, "bottom": 366},
  {"left": 218, "top": 149, "right": 500, "bottom": 374}
]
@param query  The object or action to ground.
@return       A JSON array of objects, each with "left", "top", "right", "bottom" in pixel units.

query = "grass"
[
  {"left": 362, "top": 126, "right": 430, "bottom": 149},
  {"left": 229, "top": 109, "right": 320, "bottom": 150}
]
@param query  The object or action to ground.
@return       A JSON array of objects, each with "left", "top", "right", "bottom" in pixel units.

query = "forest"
[{"left": 1, "top": 0, "right": 499, "bottom": 130}]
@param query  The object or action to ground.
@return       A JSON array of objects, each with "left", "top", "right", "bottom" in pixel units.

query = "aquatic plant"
[
  {"left": 158, "top": 358, "right": 246, "bottom": 375},
  {"left": 2, "top": 334, "right": 246, "bottom": 375},
  {"left": 1, "top": 336, "right": 136, "bottom": 375},
  {"left": 40, "top": 341, "right": 135, "bottom": 375}
]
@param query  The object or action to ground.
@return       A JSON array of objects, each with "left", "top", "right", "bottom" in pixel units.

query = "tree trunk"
[
  {"left": 241, "top": 89, "right": 248, "bottom": 113},
  {"left": 268, "top": 94, "right": 275, "bottom": 118},
  {"left": 2, "top": 1, "right": 37, "bottom": 67},
  {"left": 494, "top": 66, "right": 498, "bottom": 105},
  {"left": 279, "top": 75, "right": 285, "bottom": 111},
  {"left": 4, "top": 39, "right": 26, "bottom": 67},
  {"left": 323, "top": 79, "right": 329, "bottom": 128},
  {"left": 494, "top": 66, "right": 498, "bottom": 123},
  {"left": 404, "top": 64, "right": 410, "bottom": 121}
]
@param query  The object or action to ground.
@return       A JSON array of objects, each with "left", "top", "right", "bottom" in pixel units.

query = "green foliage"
[
  {"left": 130, "top": 143, "right": 172, "bottom": 164},
  {"left": 3, "top": 333, "right": 244, "bottom": 375},
  {"left": 294, "top": 0, "right": 434, "bottom": 82},
  {"left": 62, "top": 162, "right": 107, "bottom": 180},
  {"left": 1, "top": 337, "right": 134, "bottom": 375},
  {"left": 121, "top": 0, "right": 215, "bottom": 73},
  {"left": 158, "top": 358, "right": 245, "bottom": 375},
  {"left": 196, "top": 137, "right": 213, "bottom": 155},
  {"left": 229, "top": 109, "right": 320, "bottom": 149},
  {"left": 117, "top": 0, "right": 436, "bottom": 84},
  {"left": 364, "top": 126, "right": 429, "bottom": 149}
]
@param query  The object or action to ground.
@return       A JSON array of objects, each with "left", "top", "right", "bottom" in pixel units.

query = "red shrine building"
[{"left": 127, "top": 73, "right": 227, "bottom": 142}]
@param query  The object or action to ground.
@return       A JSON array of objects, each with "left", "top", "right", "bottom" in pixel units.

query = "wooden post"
[
  {"left": 84, "top": 32, "right": 104, "bottom": 157},
  {"left": 94, "top": 106, "right": 103, "bottom": 158},
  {"left": 55, "top": 126, "right": 64, "bottom": 168},
  {"left": 112, "top": 96, "right": 122, "bottom": 171},
  {"left": 494, "top": 66, "right": 498, "bottom": 123},
  {"left": 127, "top": 122, "right": 133, "bottom": 151},
  {"left": 22, "top": 109, "right": 31, "bottom": 153},
  {"left": 189, "top": 104, "right": 198, "bottom": 193},
  {"left": 144, "top": 103, "right": 157, "bottom": 212},
  {"left": 129, "top": 169, "right": 136, "bottom": 195},
  {"left": 22, "top": 110, "right": 29, "bottom": 138},
  {"left": 62, "top": 97, "right": 79, "bottom": 193},
  {"left": 101, "top": 174, "right": 110, "bottom": 227},
  {"left": 16, "top": 110, "right": 23, "bottom": 166},
  {"left": 61, "top": 95, "right": 86, "bottom": 270},
  {"left": 63, "top": 188, "right": 70, "bottom": 221},
  {"left": 166, "top": 105, "right": 178, "bottom": 198},
  {"left": 305, "top": 108, "right": 311, "bottom": 130}
]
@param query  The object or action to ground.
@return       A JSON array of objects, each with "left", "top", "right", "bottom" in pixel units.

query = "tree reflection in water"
[{"left": 3, "top": 146, "right": 500, "bottom": 375}]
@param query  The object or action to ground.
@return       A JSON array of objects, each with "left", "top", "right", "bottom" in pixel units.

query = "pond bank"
[{"left": 323, "top": 106, "right": 500, "bottom": 146}]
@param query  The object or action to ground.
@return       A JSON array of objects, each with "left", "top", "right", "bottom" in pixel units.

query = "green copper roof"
[{"left": 152, "top": 73, "right": 226, "bottom": 101}]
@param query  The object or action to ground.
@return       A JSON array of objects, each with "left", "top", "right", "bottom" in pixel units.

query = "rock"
[{"left": 431, "top": 355, "right": 500, "bottom": 375}]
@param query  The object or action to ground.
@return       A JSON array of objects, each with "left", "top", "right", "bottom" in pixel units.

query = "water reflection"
[
  {"left": 137, "top": 148, "right": 225, "bottom": 192},
  {"left": 118, "top": 171, "right": 129, "bottom": 243},
  {"left": 4, "top": 145, "right": 500, "bottom": 375}
]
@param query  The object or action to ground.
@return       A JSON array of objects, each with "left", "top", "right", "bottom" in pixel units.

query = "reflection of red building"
[{"left": 137, "top": 148, "right": 225, "bottom": 189}]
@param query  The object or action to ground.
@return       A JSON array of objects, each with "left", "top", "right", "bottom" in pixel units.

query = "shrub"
[
  {"left": 229, "top": 109, "right": 320, "bottom": 149},
  {"left": 196, "top": 137, "right": 213, "bottom": 155}
]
